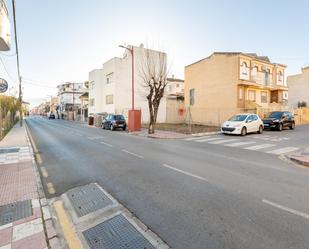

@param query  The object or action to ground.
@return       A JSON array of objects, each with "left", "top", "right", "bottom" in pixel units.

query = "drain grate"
[
  {"left": 0, "top": 200, "right": 32, "bottom": 225},
  {"left": 0, "top": 148, "right": 20, "bottom": 154},
  {"left": 67, "top": 184, "right": 113, "bottom": 217},
  {"left": 83, "top": 214, "right": 154, "bottom": 249}
]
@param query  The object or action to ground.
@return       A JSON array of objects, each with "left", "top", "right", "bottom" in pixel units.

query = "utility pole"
[
  {"left": 72, "top": 82, "right": 75, "bottom": 121},
  {"left": 12, "top": 0, "right": 22, "bottom": 126}
]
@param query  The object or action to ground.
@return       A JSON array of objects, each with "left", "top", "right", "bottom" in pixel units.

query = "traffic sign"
[{"left": 0, "top": 78, "right": 8, "bottom": 93}]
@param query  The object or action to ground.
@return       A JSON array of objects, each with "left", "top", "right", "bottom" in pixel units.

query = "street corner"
[{"left": 289, "top": 154, "right": 309, "bottom": 167}]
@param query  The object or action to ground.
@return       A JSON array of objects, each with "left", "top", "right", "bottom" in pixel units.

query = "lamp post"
[
  {"left": 118, "top": 45, "right": 141, "bottom": 132},
  {"left": 119, "top": 45, "right": 134, "bottom": 110}
]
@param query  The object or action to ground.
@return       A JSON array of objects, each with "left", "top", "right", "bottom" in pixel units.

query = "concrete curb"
[
  {"left": 289, "top": 155, "right": 309, "bottom": 167},
  {"left": 24, "top": 120, "right": 65, "bottom": 248}
]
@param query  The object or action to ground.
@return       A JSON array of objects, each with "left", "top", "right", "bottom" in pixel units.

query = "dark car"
[
  {"left": 48, "top": 113, "right": 55, "bottom": 119},
  {"left": 102, "top": 114, "right": 126, "bottom": 131},
  {"left": 263, "top": 111, "right": 295, "bottom": 131}
]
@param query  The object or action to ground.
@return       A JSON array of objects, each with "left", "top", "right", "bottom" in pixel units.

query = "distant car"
[
  {"left": 48, "top": 113, "right": 55, "bottom": 119},
  {"left": 263, "top": 111, "right": 295, "bottom": 131},
  {"left": 221, "top": 113, "right": 264, "bottom": 136},
  {"left": 102, "top": 114, "right": 126, "bottom": 131}
]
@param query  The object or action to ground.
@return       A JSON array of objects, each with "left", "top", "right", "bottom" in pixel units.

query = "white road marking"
[
  {"left": 162, "top": 164, "right": 208, "bottom": 182},
  {"left": 224, "top": 141, "right": 256, "bottom": 147},
  {"left": 88, "top": 136, "right": 105, "bottom": 140},
  {"left": 244, "top": 144, "right": 276, "bottom": 151},
  {"left": 122, "top": 149, "right": 144, "bottom": 159},
  {"left": 100, "top": 141, "right": 113, "bottom": 147},
  {"left": 208, "top": 139, "right": 239, "bottom": 144},
  {"left": 185, "top": 136, "right": 209, "bottom": 141},
  {"left": 262, "top": 199, "right": 309, "bottom": 219},
  {"left": 196, "top": 137, "right": 223, "bottom": 143},
  {"left": 267, "top": 147, "right": 299, "bottom": 155}
]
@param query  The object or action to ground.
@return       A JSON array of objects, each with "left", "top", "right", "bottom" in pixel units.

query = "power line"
[{"left": 0, "top": 56, "right": 18, "bottom": 84}]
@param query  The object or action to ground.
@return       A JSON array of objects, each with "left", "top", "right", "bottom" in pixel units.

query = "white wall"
[{"left": 89, "top": 45, "right": 168, "bottom": 123}]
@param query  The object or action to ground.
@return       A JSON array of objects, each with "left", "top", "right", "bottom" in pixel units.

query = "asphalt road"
[{"left": 26, "top": 117, "right": 309, "bottom": 249}]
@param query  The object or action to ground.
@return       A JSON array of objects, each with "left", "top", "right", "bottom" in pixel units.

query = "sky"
[{"left": 1, "top": 0, "right": 309, "bottom": 107}]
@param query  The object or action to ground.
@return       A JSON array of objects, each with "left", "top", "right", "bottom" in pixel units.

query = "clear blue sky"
[{"left": 1, "top": 0, "right": 309, "bottom": 106}]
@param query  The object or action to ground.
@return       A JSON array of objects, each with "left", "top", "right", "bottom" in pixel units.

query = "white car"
[{"left": 221, "top": 113, "right": 264, "bottom": 136}]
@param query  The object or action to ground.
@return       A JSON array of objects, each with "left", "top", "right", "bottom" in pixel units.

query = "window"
[
  {"left": 277, "top": 71, "right": 283, "bottom": 85},
  {"left": 176, "top": 83, "right": 180, "bottom": 88},
  {"left": 106, "top": 73, "right": 114, "bottom": 84},
  {"left": 189, "top": 88, "right": 195, "bottom": 106},
  {"left": 106, "top": 94, "right": 114, "bottom": 104},
  {"left": 239, "top": 88, "right": 244, "bottom": 100},
  {"left": 261, "top": 91, "right": 267, "bottom": 103},
  {"left": 240, "top": 61, "right": 250, "bottom": 80},
  {"left": 265, "top": 69, "right": 271, "bottom": 85},
  {"left": 252, "top": 115, "right": 259, "bottom": 121},
  {"left": 248, "top": 90, "right": 256, "bottom": 101}
]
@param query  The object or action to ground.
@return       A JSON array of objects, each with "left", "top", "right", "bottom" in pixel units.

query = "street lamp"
[
  {"left": 119, "top": 45, "right": 134, "bottom": 111},
  {"left": 118, "top": 45, "right": 141, "bottom": 132}
]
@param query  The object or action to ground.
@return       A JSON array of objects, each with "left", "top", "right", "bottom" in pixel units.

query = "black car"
[
  {"left": 48, "top": 113, "right": 55, "bottom": 119},
  {"left": 102, "top": 114, "right": 126, "bottom": 131},
  {"left": 263, "top": 111, "right": 295, "bottom": 131}
]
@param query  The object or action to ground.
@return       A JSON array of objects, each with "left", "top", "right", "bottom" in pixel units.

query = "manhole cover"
[
  {"left": 0, "top": 200, "right": 32, "bottom": 225},
  {"left": 83, "top": 214, "right": 154, "bottom": 249},
  {"left": 0, "top": 148, "right": 20, "bottom": 154},
  {"left": 67, "top": 184, "right": 113, "bottom": 217}
]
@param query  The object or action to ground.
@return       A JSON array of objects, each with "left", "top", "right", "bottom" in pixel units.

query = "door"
[{"left": 246, "top": 115, "right": 255, "bottom": 133}]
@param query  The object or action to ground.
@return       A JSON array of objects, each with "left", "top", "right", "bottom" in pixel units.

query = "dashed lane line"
[
  {"left": 100, "top": 141, "right": 113, "bottom": 147},
  {"left": 46, "top": 182, "right": 56, "bottom": 194},
  {"left": 262, "top": 199, "right": 309, "bottom": 219},
  {"left": 162, "top": 164, "right": 208, "bottom": 182},
  {"left": 122, "top": 149, "right": 144, "bottom": 159}
]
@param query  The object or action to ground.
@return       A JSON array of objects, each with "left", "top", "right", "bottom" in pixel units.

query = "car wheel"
[
  {"left": 123, "top": 125, "right": 126, "bottom": 131},
  {"left": 258, "top": 125, "right": 263, "bottom": 134},
  {"left": 290, "top": 122, "right": 295, "bottom": 130},
  {"left": 110, "top": 124, "right": 114, "bottom": 131},
  {"left": 278, "top": 123, "right": 283, "bottom": 131},
  {"left": 102, "top": 124, "right": 105, "bottom": 129},
  {"left": 241, "top": 127, "right": 247, "bottom": 136}
]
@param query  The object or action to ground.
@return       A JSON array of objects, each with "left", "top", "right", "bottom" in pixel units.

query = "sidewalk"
[
  {"left": 0, "top": 124, "right": 60, "bottom": 249},
  {"left": 289, "top": 148, "right": 309, "bottom": 167}
]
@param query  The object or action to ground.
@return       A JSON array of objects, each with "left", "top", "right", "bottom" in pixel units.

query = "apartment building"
[
  {"left": 287, "top": 66, "right": 309, "bottom": 107},
  {"left": 166, "top": 77, "right": 184, "bottom": 96},
  {"left": 185, "top": 52, "right": 287, "bottom": 124},
  {"left": 57, "top": 82, "right": 86, "bottom": 118},
  {"left": 88, "top": 44, "right": 167, "bottom": 123}
]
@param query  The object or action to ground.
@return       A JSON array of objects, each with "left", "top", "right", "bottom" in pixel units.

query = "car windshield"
[
  {"left": 228, "top": 115, "right": 248, "bottom": 122},
  {"left": 114, "top": 115, "right": 125, "bottom": 120},
  {"left": 268, "top": 112, "right": 283, "bottom": 119}
]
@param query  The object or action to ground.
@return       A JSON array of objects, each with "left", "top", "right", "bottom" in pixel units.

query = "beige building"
[
  {"left": 185, "top": 52, "right": 287, "bottom": 125},
  {"left": 287, "top": 66, "right": 309, "bottom": 107}
]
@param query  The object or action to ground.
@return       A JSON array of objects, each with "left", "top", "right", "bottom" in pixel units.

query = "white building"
[
  {"left": 287, "top": 66, "right": 309, "bottom": 108},
  {"left": 166, "top": 77, "right": 184, "bottom": 96},
  {"left": 57, "top": 82, "right": 86, "bottom": 117},
  {"left": 0, "top": 1, "right": 10, "bottom": 51},
  {"left": 88, "top": 44, "right": 168, "bottom": 123}
]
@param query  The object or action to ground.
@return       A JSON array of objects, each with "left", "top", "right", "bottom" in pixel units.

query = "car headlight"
[{"left": 274, "top": 119, "right": 279, "bottom": 122}]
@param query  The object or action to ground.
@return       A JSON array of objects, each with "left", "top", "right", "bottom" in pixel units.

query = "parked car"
[
  {"left": 48, "top": 113, "right": 55, "bottom": 119},
  {"left": 102, "top": 114, "right": 126, "bottom": 131},
  {"left": 221, "top": 113, "right": 264, "bottom": 136},
  {"left": 262, "top": 111, "right": 295, "bottom": 131}
]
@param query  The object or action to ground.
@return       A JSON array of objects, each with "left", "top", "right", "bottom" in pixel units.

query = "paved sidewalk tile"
[
  {"left": 12, "top": 218, "right": 43, "bottom": 242},
  {"left": 12, "top": 231, "right": 47, "bottom": 249},
  {"left": 0, "top": 227, "right": 12, "bottom": 246}
]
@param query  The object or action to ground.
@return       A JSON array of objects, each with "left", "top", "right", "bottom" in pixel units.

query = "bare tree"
[{"left": 139, "top": 48, "right": 168, "bottom": 134}]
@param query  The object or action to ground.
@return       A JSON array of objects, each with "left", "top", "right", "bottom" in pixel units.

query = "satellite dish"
[{"left": 0, "top": 78, "right": 8, "bottom": 93}]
